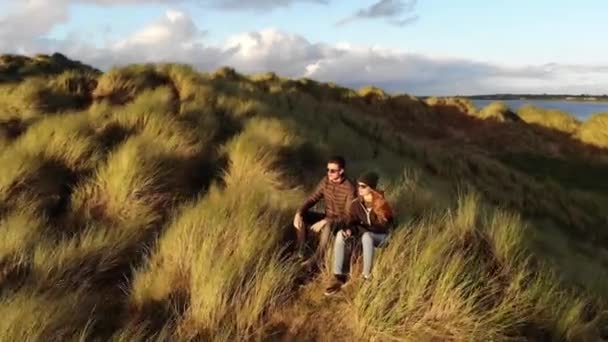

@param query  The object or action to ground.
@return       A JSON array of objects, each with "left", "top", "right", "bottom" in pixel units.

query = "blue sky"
[{"left": 2, "top": 0, "right": 608, "bottom": 95}]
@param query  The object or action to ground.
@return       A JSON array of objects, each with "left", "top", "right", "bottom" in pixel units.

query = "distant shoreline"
[
  {"left": 414, "top": 94, "right": 608, "bottom": 120},
  {"left": 462, "top": 95, "right": 608, "bottom": 103}
]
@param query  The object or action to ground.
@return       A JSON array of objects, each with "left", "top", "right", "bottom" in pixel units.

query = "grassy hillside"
[{"left": 1, "top": 54, "right": 608, "bottom": 341}]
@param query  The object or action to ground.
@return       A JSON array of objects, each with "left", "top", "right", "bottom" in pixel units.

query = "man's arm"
[
  {"left": 344, "top": 199, "right": 361, "bottom": 235},
  {"left": 344, "top": 182, "right": 356, "bottom": 218},
  {"left": 297, "top": 178, "right": 325, "bottom": 214},
  {"left": 334, "top": 182, "right": 357, "bottom": 230}
]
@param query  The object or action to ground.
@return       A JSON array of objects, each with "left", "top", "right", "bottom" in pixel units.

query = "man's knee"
[
  {"left": 321, "top": 222, "right": 332, "bottom": 233},
  {"left": 310, "top": 219, "right": 329, "bottom": 234}
]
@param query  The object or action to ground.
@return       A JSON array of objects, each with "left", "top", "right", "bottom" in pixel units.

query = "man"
[{"left": 294, "top": 155, "right": 356, "bottom": 267}]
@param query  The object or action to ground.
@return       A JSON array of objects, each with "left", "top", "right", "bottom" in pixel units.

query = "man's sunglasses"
[
  {"left": 358, "top": 183, "right": 369, "bottom": 189},
  {"left": 327, "top": 168, "right": 341, "bottom": 174}
]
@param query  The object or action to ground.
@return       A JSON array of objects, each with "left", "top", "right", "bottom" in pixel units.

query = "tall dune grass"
[
  {"left": 354, "top": 192, "right": 604, "bottom": 341},
  {"left": 129, "top": 118, "right": 303, "bottom": 340},
  {"left": 0, "top": 208, "right": 44, "bottom": 286},
  {"left": 92, "top": 65, "right": 171, "bottom": 104},
  {"left": 0, "top": 290, "right": 96, "bottom": 341},
  {"left": 10, "top": 112, "right": 101, "bottom": 170},
  {"left": 69, "top": 134, "right": 177, "bottom": 229},
  {"left": 0, "top": 113, "right": 101, "bottom": 218},
  {"left": 0, "top": 70, "right": 96, "bottom": 117},
  {"left": 0, "top": 79, "right": 51, "bottom": 119}
]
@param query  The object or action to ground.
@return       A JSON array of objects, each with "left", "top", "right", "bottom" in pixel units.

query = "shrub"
[
  {"left": 476, "top": 101, "right": 519, "bottom": 122},
  {"left": 518, "top": 105, "right": 581, "bottom": 134},
  {"left": 212, "top": 66, "right": 242, "bottom": 80},
  {"left": 425, "top": 97, "right": 477, "bottom": 115},
  {"left": 358, "top": 85, "right": 389, "bottom": 103},
  {"left": 577, "top": 113, "right": 608, "bottom": 148}
]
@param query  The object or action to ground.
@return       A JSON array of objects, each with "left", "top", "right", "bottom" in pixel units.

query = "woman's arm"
[{"left": 345, "top": 199, "right": 362, "bottom": 235}]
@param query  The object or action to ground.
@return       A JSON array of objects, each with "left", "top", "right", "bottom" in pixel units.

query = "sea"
[{"left": 470, "top": 99, "right": 608, "bottom": 121}]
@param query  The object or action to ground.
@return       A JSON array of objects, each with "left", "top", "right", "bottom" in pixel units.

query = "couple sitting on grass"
[{"left": 293, "top": 155, "right": 394, "bottom": 296}]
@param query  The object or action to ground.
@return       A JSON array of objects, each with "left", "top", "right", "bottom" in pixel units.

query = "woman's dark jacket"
[{"left": 346, "top": 196, "right": 394, "bottom": 235}]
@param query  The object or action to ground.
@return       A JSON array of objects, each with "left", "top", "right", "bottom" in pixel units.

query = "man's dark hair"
[{"left": 327, "top": 155, "right": 346, "bottom": 169}]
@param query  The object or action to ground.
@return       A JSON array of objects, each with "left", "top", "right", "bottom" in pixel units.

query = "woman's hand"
[{"left": 343, "top": 229, "right": 352, "bottom": 238}]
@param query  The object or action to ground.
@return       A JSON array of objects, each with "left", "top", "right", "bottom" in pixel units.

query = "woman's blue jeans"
[{"left": 333, "top": 230, "right": 388, "bottom": 278}]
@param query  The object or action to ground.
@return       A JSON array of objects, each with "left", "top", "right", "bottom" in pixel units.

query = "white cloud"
[
  {"left": 0, "top": 0, "right": 328, "bottom": 51},
  {"left": 0, "top": 0, "right": 70, "bottom": 48},
  {"left": 88, "top": 0, "right": 330, "bottom": 10},
  {"left": 1, "top": 3, "right": 607, "bottom": 95},
  {"left": 89, "top": 12, "right": 226, "bottom": 69},
  {"left": 201, "top": 0, "right": 329, "bottom": 11},
  {"left": 114, "top": 10, "right": 204, "bottom": 48},
  {"left": 222, "top": 29, "right": 342, "bottom": 76}
]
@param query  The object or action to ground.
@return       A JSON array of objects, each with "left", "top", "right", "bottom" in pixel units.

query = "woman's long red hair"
[{"left": 370, "top": 189, "right": 393, "bottom": 224}]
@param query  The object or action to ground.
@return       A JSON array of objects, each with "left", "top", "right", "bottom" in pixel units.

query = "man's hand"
[
  {"left": 310, "top": 219, "right": 328, "bottom": 233},
  {"left": 293, "top": 212, "right": 304, "bottom": 230}
]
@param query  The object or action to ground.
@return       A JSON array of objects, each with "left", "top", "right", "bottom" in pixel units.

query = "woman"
[{"left": 325, "top": 171, "right": 394, "bottom": 295}]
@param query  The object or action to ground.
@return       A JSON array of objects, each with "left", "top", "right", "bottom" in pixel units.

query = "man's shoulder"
[
  {"left": 342, "top": 177, "right": 356, "bottom": 190},
  {"left": 317, "top": 176, "right": 328, "bottom": 187}
]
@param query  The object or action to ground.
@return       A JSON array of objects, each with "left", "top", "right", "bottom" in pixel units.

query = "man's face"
[{"left": 326, "top": 162, "right": 343, "bottom": 182}]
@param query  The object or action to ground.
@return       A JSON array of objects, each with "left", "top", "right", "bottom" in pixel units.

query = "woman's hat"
[{"left": 357, "top": 172, "right": 379, "bottom": 189}]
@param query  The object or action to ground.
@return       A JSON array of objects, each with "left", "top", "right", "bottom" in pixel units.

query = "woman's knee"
[
  {"left": 361, "top": 232, "right": 373, "bottom": 246},
  {"left": 335, "top": 230, "right": 346, "bottom": 245}
]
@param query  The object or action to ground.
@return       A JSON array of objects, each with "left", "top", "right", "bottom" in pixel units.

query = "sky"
[{"left": 1, "top": 0, "right": 607, "bottom": 95}]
